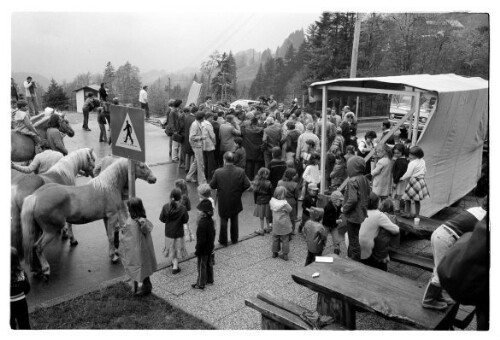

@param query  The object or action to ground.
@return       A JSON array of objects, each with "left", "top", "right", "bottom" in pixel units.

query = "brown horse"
[
  {"left": 21, "top": 158, "right": 156, "bottom": 280},
  {"left": 11, "top": 112, "right": 75, "bottom": 162},
  {"left": 11, "top": 148, "right": 96, "bottom": 258}
]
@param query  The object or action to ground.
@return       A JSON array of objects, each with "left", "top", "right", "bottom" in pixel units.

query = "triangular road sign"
[{"left": 115, "top": 112, "right": 142, "bottom": 152}]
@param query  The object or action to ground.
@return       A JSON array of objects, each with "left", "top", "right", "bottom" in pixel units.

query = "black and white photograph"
[{"left": 5, "top": 0, "right": 495, "bottom": 335}]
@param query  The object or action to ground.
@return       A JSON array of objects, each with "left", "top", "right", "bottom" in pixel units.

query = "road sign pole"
[{"left": 128, "top": 159, "right": 136, "bottom": 199}]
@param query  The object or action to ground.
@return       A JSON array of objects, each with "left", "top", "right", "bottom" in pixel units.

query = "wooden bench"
[
  {"left": 388, "top": 248, "right": 476, "bottom": 329},
  {"left": 453, "top": 305, "right": 476, "bottom": 329},
  {"left": 389, "top": 248, "right": 434, "bottom": 272},
  {"left": 245, "top": 292, "right": 346, "bottom": 330},
  {"left": 396, "top": 215, "right": 442, "bottom": 239},
  {"left": 292, "top": 254, "right": 459, "bottom": 330}
]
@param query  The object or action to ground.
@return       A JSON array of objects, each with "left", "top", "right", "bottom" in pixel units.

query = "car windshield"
[{"left": 390, "top": 93, "right": 437, "bottom": 117}]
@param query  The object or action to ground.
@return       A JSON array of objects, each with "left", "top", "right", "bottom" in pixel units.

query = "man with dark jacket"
[
  {"left": 262, "top": 116, "right": 282, "bottom": 168},
  {"left": 241, "top": 118, "right": 264, "bottom": 180},
  {"left": 342, "top": 156, "right": 371, "bottom": 261},
  {"left": 210, "top": 152, "right": 251, "bottom": 246}
]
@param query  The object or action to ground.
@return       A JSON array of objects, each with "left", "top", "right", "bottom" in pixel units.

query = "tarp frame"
[{"left": 313, "top": 74, "right": 488, "bottom": 217}]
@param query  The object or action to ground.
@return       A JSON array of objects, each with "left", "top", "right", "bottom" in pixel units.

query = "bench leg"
[{"left": 316, "top": 293, "right": 356, "bottom": 330}]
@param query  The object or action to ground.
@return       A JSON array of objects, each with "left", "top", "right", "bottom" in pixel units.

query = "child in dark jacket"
[
  {"left": 299, "top": 183, "right": 319, "bottom": 233},
  {"left": 322, "top": 191, "right": 345, "bottom": 255},
  {"left": 252, "top": 167, "right": 274, "bottom": 235},
  {"left": 304, "top": 208, "right": 328, "bottom": 266},
  {"left": 391, "top": 143, "right": 408, "bottom": 214},
  {"left": 192, "top": 198, "right": 216, "bottom": 290},
  {"left": 268, "top": 147, "right": 287, "bottom": 190},
  {"left": 342, "top": 156, "right": 371, "bottom": 261},
  {"left": 11, "top": 247, "right": 31, "bottom": 329},
  {"left": 160, "top": 188, "right": 190, "bottom": 274}
]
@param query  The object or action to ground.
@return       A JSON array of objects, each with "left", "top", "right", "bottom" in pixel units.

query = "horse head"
[
  {"left": 57, "top": 113, "right": 75, "bottom": 138},
  {"left": 81, "top": 148, "right": 97, "bottom": 178},
  {"left": 135, "top": 162, "right": 157, "bottom": 184}
]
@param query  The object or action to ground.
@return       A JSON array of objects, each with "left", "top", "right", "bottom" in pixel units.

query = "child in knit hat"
[{"left": 192, "top": 190, "right": 216, "bottom": 290}]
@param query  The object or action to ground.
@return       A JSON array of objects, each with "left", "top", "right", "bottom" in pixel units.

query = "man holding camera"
[{"left": 24, "top": 76, "right": 39, "bottom": 116}]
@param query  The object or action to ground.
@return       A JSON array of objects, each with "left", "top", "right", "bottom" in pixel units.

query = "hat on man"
[
  {"left": 308, "top": 183, "right": 319, "bottom": 191},
  {"left": 336, "top": 127, "right": 342, "bottom": 133},
  {"left": 306, "top": 123, "right": 314, "bottom": 131},
  {"left": 342, "top": 105, "right": 350, "bottom": 111}
]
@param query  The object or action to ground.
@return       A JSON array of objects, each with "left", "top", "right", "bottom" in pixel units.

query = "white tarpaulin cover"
[
  {"left": 185, "top": 81, "right": 203, "bottom": 107},
  {"left": 310, "top": 74, "right": 488, "bottom": 217}
]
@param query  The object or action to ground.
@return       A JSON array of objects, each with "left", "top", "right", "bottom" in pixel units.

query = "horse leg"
[
  {"left": 33, "top": 230, "right": 58, "bottom": 281},
  {"left": 66, "top": 223, "right": 78, "bottom": 246},
  {"left": 61, "top": 225, "right": 69, "bottom": 239}
]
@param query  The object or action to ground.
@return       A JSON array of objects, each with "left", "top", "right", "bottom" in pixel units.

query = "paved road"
[{"left": 16, "top": 118, "right": 261, "bottom": 306}]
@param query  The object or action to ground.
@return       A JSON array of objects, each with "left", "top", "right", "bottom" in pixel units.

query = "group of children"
[
  {"left": 159, "top": 179, "right": 215, "bottom": 290},
  {"left": 250, "top": 133, "right": 430, "bottom": 268}
]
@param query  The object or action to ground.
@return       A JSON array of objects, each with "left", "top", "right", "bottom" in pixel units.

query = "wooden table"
[{"left": 292, "top": 255, "right": 458, "bottom": 330}]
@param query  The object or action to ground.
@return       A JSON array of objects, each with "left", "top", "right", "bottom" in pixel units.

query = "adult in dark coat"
[
  {"left": 210, "top": 152, "right": 251, "bottom": 245},
  {"left": 180, "top": 107, "right": 196, "bottom": 168},
  {"left": 241, "top": 117, "right": 264, "bottom": 181}
]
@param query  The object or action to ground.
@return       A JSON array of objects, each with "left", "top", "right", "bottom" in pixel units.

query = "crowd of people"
[{"left": 10, "top": 86, "right": 488, "bottom": 329}]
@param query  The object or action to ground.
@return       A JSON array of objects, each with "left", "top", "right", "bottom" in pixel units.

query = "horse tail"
[{"left": 21, "top": 194, "right": 37, "bottom": 267}]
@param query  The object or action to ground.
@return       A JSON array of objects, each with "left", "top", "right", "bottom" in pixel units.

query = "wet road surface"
[{"left": 14, "top": 118, "right": 262, "bottom": 306}]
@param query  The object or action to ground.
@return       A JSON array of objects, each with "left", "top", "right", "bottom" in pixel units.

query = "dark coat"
[
  {"left": 181, "top": 113, "right": 196, "bottom": 155},
  {"left": 268, "top": 159, "right": 287, "bottom": 189},
  {"left": 195, "top": 216, "right": 216, "bottom": 256},
  {"left": 253, "top": 180, "right": 273, "bottom": 205},
  {"left": 241, "top": 125, "right": 264, "bottom": 161},
  {"left": 210, "top": 164, "right": 251, "bottom": 218},
  {"left": 343, "top": 156, "right": 371, "bottom": 224},
  {"left": 159, "top": 202, "right": 189, "bottom": 239}
]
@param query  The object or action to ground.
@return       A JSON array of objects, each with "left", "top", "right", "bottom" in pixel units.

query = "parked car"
[
  {"left": 388, "top": 93, "right": 437, "bottom": 137},
  {"left": 230, "top": 99, "right": 260, "bottom": 109}
]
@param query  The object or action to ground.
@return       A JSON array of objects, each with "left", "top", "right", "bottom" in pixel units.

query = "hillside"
[{"left": 12, "top": 72, "right": 51, "bottom": 90}]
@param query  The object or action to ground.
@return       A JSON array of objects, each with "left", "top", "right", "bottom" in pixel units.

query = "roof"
[
  {"left": 310, "top": 74, "right": 488, "bottom": 94},
  {"left": 73, "top": 84, "right": 100, "bottom": 92}
]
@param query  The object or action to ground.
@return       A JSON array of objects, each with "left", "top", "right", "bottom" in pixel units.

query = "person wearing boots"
[
  {"left": 119, "top": 197, "right": 157, "bottom": 296},
  {"left": 422, "top": 198, "right": 487, "bottom": 310}
]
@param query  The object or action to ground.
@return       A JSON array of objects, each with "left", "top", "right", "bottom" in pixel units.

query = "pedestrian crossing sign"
[{"left": 110, "top": 105, "right": 145, "bottom": 162}]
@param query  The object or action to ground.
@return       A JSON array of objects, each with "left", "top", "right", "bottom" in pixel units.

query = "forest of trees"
[
  {"left": 247, "top": 12, "right": 489, "bottom": 105},
  {"left": 15, "top": 12, "right": 488, "bottom": 114}
]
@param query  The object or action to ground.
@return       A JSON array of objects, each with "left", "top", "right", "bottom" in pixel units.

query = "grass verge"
[{"left": 29, "top": 281, "right": 216, "bottom": 329}]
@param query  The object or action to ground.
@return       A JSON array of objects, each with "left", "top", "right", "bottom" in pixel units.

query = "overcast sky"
[{"left": 11, "top": 11, "right": 320, "bottom": 82}]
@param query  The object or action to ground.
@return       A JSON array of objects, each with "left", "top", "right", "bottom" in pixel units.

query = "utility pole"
[
  {"left": 168, "top": 77, "right": 171, "bottom": 100},
  {"left": 350, "top": 13, "right": 361, "bottom": 78}
]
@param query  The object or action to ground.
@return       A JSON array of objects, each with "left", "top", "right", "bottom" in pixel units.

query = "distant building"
[{"left": 73, "top": 84, "right": 100, "bottom": 113}]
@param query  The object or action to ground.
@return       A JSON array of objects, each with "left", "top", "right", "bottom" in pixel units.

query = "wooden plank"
[
  {"left": 245, "top": 297, "right": 311, "bottom": 330},
  {"left": 291, "top": 255, "right": 456, "bottom": 330},
  {"left": 396, "top": 216, "right": 442, "bottom": 239},
  {"left": 389, "top": 248, "right": 434, "bottom": 272},
  {"left": 454, "top": 305, "right": 476, "bottom": 329},
  {"left": 257, "top": 292, "right": 310, "bottom": 317}
]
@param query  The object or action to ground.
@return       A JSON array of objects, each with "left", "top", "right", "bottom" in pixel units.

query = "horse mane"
[
  {"left": 46, "top": 148, "right": 94, "bottom": 184},
  {"left": 90, "top": 158, "right": 128, "bottom": 192}
]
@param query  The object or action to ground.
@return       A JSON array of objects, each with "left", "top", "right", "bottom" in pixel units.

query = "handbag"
[{"left": 172, "top": 132, "right": 184, "bottom": 143}]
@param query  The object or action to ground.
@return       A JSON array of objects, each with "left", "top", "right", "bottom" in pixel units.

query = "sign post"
[{"left": 110, "top": 105, "right": 146, "bottom": 199}]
